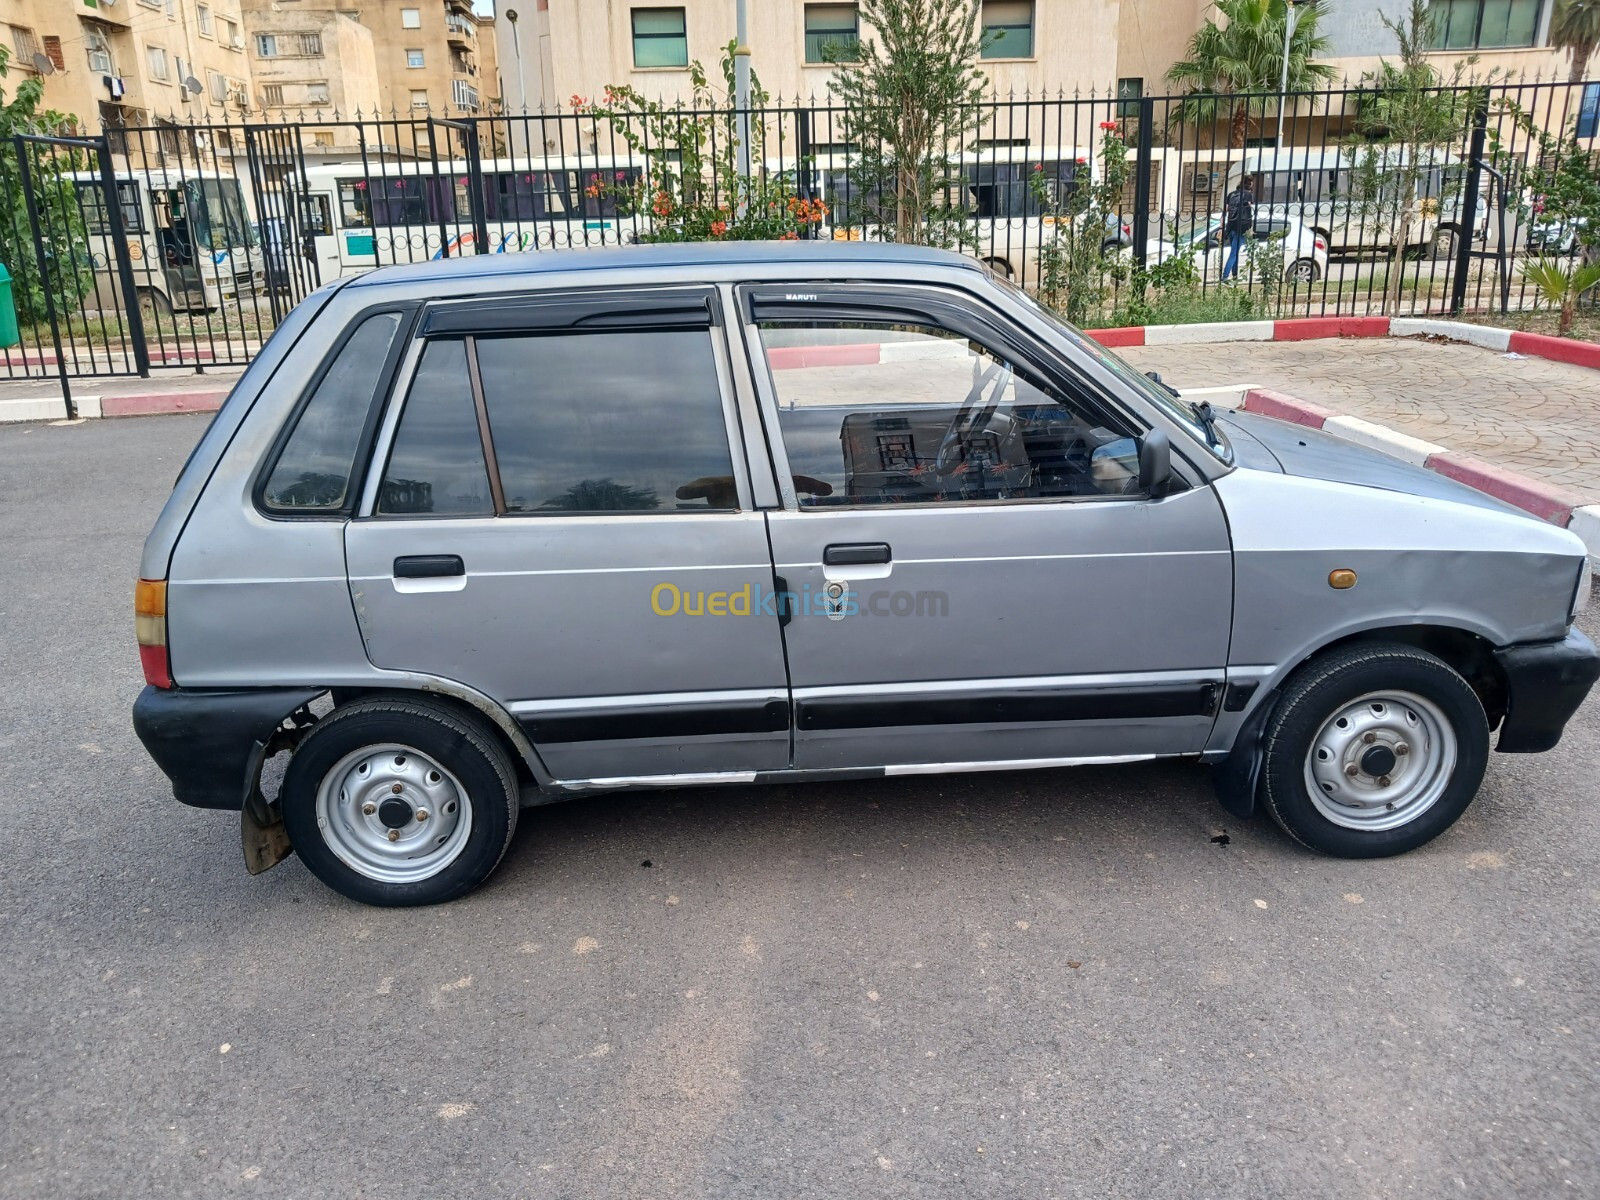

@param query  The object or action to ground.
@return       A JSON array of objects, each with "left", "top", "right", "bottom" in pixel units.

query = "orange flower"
[
  {"left": 710, "top": 219, "right": 728, "bottom": 236},
  {"left": 779, "top": 231, "right": 799, "bottom": 240}
]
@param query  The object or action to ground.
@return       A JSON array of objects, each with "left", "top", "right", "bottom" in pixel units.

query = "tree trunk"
[
  {"left": 1570, "top": 42, "right": 1597, "bottom": 87},
  {"left": 1559, "top": 292, "right": 1576, "bottom": 336},
  {"left": 1386, "top": 204, "right": 1415, "bottom": 315},
  {"left": 1230, "top": 101, "right": 1248, "bottom": 150}
]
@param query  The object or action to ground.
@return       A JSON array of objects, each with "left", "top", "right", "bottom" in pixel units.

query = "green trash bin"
[{"left": 0, "top": 264, "right": 18, "bottom": 349}]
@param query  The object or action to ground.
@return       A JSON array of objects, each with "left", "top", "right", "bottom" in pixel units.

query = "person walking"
[{"left": 1221, "top": 175, "right": 1255, "bottom": 281}]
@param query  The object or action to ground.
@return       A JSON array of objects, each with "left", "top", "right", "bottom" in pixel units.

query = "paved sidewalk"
[{"left": 1123, "top": 337, "right": 1600, "bottom": 504}]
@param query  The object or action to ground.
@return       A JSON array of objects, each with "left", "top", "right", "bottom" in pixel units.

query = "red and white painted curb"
[
  {"left": 1086, "top": 314, "right": 1600, "bottom": 371},
  {"left": 1192, "top": 382, "right": 1599, "bottom": 559}
]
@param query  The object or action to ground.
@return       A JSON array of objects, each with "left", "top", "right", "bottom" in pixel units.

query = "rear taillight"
[
  {"left": 1314, "top": 237, "right": 1327, "bottom": 252},
  {"left": 135, "top": 578, "right": 172, "bottom": 689}
]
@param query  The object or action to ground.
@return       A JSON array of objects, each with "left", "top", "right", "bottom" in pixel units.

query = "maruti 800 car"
[{"left": 132, "top": 243, "right": 1598, "bottom": 907}]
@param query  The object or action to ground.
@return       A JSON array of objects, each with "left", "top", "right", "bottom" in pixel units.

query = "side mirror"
[{"left": 1138, "top": 430, "right": 1173, "bottom": 498}]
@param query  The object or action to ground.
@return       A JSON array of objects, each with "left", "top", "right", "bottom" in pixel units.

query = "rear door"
[
  {"left": 737, "top": 282, "right": 1235, "bottom": 772},
  {"left": 343, "top": 287, "right": 791, "bottom": 783}
]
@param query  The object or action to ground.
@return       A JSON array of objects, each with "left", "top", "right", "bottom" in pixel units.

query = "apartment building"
[
  {"left": 357, "top": 0, "right": 500, "bottom": 116},
  {"left": 4, "top": 0, "right": 253, "bottom": 129},
  {"left": 494, "top": 0, "right": 1583, "bottom": 115},
  {"left": 242, "top": 4, "right": 381, "bottom": 144}
]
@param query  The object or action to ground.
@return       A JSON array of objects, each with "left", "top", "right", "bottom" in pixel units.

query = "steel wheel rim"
[
  {"left": 1303, "top": 690, "right": 1456, "bottom": 832},
  {"left": 314, "top": 743, "right": 473, "bottom": 884},
  {"left": 1289, "top": 261, "right": 1316, "bottom": 284}
]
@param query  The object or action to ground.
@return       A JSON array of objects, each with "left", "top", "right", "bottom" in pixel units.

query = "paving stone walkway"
[{"left": 1123, "top": 336, "right": 1600, "bottom": 504}]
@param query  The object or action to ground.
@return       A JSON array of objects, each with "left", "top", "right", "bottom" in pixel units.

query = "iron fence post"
[
  {"left": 464, "top": 121, "right": 490, "bottom": 253},
  {"left": 1450, "top": 90, "right": 1489, "bottom": 317},
  {"left": 96, "top": 136, "right": 150, "bottom": 377},
  {"left": 13, "top": 137, "right": 74, "bottom": 418},
  {"left": 1132, "top": 96, "right": 1155, "bottom": 272}
]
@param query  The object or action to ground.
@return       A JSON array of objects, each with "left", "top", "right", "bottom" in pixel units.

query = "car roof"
[{"left": 347, "top": 240, "right": 984, "bottom": 290}]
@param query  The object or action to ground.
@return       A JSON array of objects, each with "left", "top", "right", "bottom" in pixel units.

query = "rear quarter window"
[{"left": 259, "top": 310, "right": 407, "bottom": 513}]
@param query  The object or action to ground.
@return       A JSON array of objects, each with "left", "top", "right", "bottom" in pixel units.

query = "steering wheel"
[{"left": 933, "top": 359, "right": 1014, "bottom": 477}]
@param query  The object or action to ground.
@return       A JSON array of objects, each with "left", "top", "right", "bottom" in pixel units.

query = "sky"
[{"left": 473, "top": 1, "right": 495, "bottom": 14}]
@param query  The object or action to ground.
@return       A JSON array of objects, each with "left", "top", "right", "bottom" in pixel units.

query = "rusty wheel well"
[
  {"left": 327, "top": 687, "right": 538, "bottom": 786},
  {"left": 1298, "top": 626, "right": 1508, "bottom": 729}
]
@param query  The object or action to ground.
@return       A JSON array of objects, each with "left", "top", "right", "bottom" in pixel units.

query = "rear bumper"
[
  {"left": 1493, "top": 628, "right": 1600, "bottom": 753},
  {"left": 132, "top": 686, "right": 322, "bottom": 809}
]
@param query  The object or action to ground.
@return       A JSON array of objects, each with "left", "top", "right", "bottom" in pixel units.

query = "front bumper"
[
  {"left": 132, "top": 685, "right": 322, "bottom": 809},
  {"left": 1493, "top": 628, "right": 1600, "bottom": 753}
]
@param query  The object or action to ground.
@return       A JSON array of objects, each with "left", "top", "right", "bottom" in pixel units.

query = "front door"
[
  {"left": 739, "top": 283, "right": 1235, "bottom": 772},
  {"left": 343, "top": 288, "right": 791, "bottom": 783}
]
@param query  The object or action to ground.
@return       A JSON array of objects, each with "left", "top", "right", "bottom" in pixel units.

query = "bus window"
[
  {"left": 337, "top": 176, "right": 456, "bottom": 228},
  {"left": 188, "top": 179, "right": 259, "bottom": 249},
  {"left": 300, "top": 193, "right": 334, "bottom": 236},
  {"left": 76, "top": 180, "right": 145, "bottom": 235},
  {"left": 578, "top": 167, "right": 640, "bottom": 218},
  {"left": 483, "top": 170, "right": 573, "bottom": 221}
]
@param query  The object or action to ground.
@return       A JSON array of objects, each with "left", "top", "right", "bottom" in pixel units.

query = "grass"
[{"left": 1454, "top": 305, "right": 1600, "bottom": 342}]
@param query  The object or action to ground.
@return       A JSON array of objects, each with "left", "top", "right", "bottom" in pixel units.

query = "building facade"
[
  {"left": 356, "top": 0, "right": 499, "bottom": 116},
  {"left": 3, "top": 0, "right": 254, "bottom": 129}
]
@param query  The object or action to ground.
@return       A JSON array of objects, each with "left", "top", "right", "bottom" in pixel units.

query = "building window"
[
  {"left": 256, "top": 34, "right": 278, "bottom": 57},
  {"left": 10, "top": 25, "right": 39, "bottom": 64},
  {"left": 146, "top": 45, "right": 169, "bottom": 81},
  {"left": 406, "top": 48, "right": 425, "bottom": 67},
  {"left": 804, "top": 4, "right": 859, "bottom": 63},
  {"left": 306, "top": 81, "right": 330, "bottom": 105},
  {"left": 1579, "top": 83, "right": 1599, "bottom": 138},
  {"left": 208, "top": 69, "right": 226, "bottom": 102},
  {"left": 411, "top": 89, "right": 430, "bottom": 109},
  {"left": 84, "top": 25, "right": 114, "bottom": 74},
  {"left": 221, "top": 18, "right": 240, "bottom": 48},
  {"left": 1425, "top": 0, "right": 1542, "bottom": 49},
  {"left": 301, "top": 32, "right": 324, "bottom": 56},
  {"left": 262, "top": 82, "right": 284, "bottom": 106},
  {"left": 401, "top": 8, "right": 422, "bottom": 29},
  {"left": 980, "top": 1, "right": 1034, "bottom": 59},
  {"left": 452, "top": 79, "right": 480, "bottom": 109},
  {"left": 196, "top": 5, "right": 213, "bottom": 37},
  {"left": 1116, "top": 76, "right": 1143, "bottom": 117},
  {"left": 631, "top": 8, "right": 688, "bottom": 68}
]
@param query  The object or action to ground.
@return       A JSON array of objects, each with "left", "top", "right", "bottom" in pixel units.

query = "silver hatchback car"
[{"left": 133, "top": 243, "right": 1597, "bottom": 906}]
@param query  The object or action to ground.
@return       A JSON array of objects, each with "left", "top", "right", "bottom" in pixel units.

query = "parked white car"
[{"left": 1146, "top": 215, "right": 1329, "bottom": 284}]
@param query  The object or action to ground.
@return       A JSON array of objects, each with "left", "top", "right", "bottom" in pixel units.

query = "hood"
[{"left": 1216, "top": 410, "right": 1527, "bottom": 518}]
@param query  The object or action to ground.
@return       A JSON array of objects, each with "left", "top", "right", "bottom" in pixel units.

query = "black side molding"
[
  {"left": 1492, "top": 628, "right": 1600, "bottom": 753},
  {"left": 521, "top": 698, "right": 789, "bottom": 744},
  {"left": 797, "top": 684, "right": 1220, "bottom": 732}
]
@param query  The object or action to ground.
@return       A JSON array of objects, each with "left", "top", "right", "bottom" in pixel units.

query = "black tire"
[
  {"left": 1259, "top": 643, "right": 1489, "bottom": 858},
  {"left": 281, "top": 696, "right": 519, "bottom": 906},
  {"left": 1287, "top": 258, "right": 1320, "bottom": 284},
  {"left": 1430, "top": 227, "right": 1459, "bottom": 262}
]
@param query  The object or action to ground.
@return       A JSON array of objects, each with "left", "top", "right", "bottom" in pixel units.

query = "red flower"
[
  {"left": 1075, "top": 156, "right": 1087, "bottom": 165},
  {"left": 710, "top": 219, "right": 728, "bottom": 236},
  {"left": 569, "top": 93, "right": 586, "bottom": 108},
  {"left": 1099, "top": 120, "right": 1118, "bottom": 131},
  {"left": 1033, "top": 162, "right": 1044, "bottom": 171}
]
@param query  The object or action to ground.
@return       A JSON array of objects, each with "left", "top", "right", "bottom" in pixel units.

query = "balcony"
[{"left": 446, "top": 17, "right": 474, "bottom": 46}]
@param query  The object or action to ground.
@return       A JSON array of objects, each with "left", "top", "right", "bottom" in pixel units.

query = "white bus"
[
  {"left": 73, "top": 169, "right": 265, "bottom": 316},
  {"left": 297, "top": 156, "right": 647, "bottom": 279}
]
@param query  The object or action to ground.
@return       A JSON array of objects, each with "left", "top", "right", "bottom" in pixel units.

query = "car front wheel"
[
  {"left": 281, "top": 696, "right": 520, "bottom": 906},
  {"left": 1259, "top": 643, "right": 1489, "bottom": 857}
]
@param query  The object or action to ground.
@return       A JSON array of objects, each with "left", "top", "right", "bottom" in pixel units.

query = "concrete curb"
[
  {"left": 1237, "top": 385, "right": 1598, "bottom": 559},
  {"left": 1086, "top": 315, "right": 1600, "bottom": 370}
]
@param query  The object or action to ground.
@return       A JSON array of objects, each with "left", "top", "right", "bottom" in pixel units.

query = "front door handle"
[
  {"left": 394, "top": 554, "right": 464, "bottom": 578},
  {"left": 823, "top": 543, "right": 891, "bottom": 566}
]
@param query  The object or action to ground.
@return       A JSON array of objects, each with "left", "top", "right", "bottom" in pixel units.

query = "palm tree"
[
  {"left": 1167, "top": 0, "right": 1336, "bottom": 148},
  {"left": 1551, "top": 0, "right": 1600, "bottom": 85}
]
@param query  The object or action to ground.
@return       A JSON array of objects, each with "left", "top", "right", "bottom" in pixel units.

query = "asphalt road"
[{"left": 2, "top": 413, "right": 1596, "bottom": 1199}]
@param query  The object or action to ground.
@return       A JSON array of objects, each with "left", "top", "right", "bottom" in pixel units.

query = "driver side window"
[{"left": 757, "top": 319, "right": 1138, "bottom": 508}]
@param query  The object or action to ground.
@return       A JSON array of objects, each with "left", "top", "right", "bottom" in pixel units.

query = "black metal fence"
[{"left": 3, "top": 77, "right": 1596, "bottom": 382}]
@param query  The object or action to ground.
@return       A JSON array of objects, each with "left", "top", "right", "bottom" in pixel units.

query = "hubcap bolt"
[
  {"left": 1362, "top": 732, "right": 1376, "bottom": 744},
  {"left": 1344, "top": 764, "right": 1360, "bottom": 777},
  {"left": 1378, "top": 775, "right": 1392, "bottom": 787},
  {"left": 416, "top": 809, "right": 430, "bottom": 822},
  {"left": 387, "top": 829, "right": 400, "bottom": 842},
  {"left": 362, "top": 802, "right": 377, "bottom": 815},
  {"left": 391, "top": 783, "right": 403, "bottom": 794},
  {"left": 1395, "top": 742, "right": 1410, "bottom": 756}
]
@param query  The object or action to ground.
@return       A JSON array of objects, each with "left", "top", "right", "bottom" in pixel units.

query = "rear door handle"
[
  {"left": 823, "top": 543, "right": 892, "bottom": 566},
  {"left": 393, "top": 554, "right": 464, "bottom": 578}
]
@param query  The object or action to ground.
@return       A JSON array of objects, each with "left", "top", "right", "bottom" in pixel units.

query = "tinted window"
[
  {"left": 475, "top": 330, "right": 735, "bottom": 514},
  {"left": 379, "top": 339, "right": 493, "bottom": 516},
  {"left": 758, "top": 319, "right": 1138, "bottom": 507},
  {"left": 262, "top": 311, "right": 405, "bottom": 512}
]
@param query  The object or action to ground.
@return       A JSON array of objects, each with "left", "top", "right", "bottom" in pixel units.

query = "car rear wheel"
[
  {"left": 1286, "top": 258, "right": 1319, "bottom": 284},
  {"left": 1259, "top": 643, "right": 1489, "bottom": 858},
  {"left": 281, "top": 696, "right": 519, "bottom": 906},
  {"left": 1431, "top": 227, "right": 1459, "bottom": 261},
  {"left": 981, "top": 257, "right": 1013, "bottom": 279}
]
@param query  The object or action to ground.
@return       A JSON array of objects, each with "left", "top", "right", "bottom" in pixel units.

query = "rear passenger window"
[
  {"left": 261, "top": 311, "right": 404, "bottom": 512},
  {"left": 378, "top": 340, "right": 494, "bottom": 516},
  {"left": 475, "top": 330, "right": 736, "bottom": 513}
]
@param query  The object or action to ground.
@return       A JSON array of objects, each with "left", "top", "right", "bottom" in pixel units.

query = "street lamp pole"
[
  {"left": 1277, "top": 0, "right": 1301, "bottom": 149},
  {"left": 734, "top": 0, "right": 752, "bottom": 185}
]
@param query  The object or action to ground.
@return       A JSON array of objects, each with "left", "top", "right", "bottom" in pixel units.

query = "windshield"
[
  {"left": 189, "top": 179, "right": 259, "bottom": 249},
  {"left": 988, "top": 272, "right": 1232, "bottom": 464}
]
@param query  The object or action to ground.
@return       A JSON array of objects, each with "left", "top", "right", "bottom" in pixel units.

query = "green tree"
[
  {"left": 1348, "top": 0, "right": 1476, "bottom": 313},
  {"left": 0, "top": 47, "right": 93, "bottom": 326},
  {"left": 1521, "top": 257, "right": 1600, "bottom": 334},
  {"left": 1166, "top": 0, "right": 1335, "bottom": 148},
  {"left": 826, "top": 0, "right": 990, "bottom": 246},
  {"left": 1551, "top": 0, "right": 1600, "bottom": 86}
]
